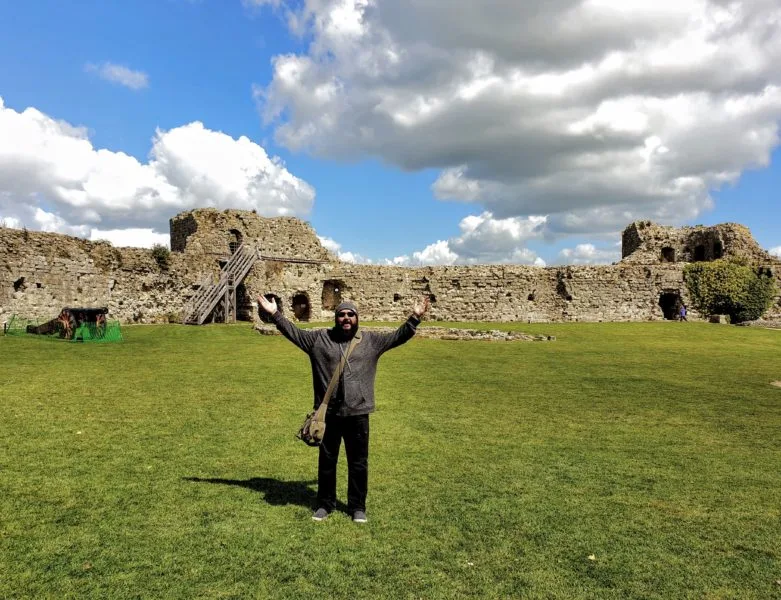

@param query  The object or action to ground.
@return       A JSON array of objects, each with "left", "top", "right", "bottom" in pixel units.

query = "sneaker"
[
  {"left": 312, "top": 508, "right": 329, "bottom": 521},
  {"left": 352, "top": 510, "right": 367, "bottom": 523}
]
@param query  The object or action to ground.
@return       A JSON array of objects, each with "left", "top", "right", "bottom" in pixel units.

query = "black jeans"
[{"left": 317, "top": 414, "right": 369, "bottom": 513}]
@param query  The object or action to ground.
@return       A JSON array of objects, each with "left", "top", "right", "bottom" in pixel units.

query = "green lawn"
[{"left": 1, "top": 322, "right": 779, "bottom": 599}]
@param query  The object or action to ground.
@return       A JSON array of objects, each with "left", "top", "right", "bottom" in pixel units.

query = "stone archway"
[
  {"left": 229, "top": 229, "right": 243, "bottom": 254},
  {"left": 321, "top": 280, "right": 345, "bottom": 311},
  {"left": 292, "top": 292, "right": 311, "bottom": 321},
  {"left": 658, "top": 291, "right": 681, "bottom": 320}
]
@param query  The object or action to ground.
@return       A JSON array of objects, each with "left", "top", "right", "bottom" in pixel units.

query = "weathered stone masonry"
[{"left": 2, "top": 208, "right": 779, "bottom": 324}]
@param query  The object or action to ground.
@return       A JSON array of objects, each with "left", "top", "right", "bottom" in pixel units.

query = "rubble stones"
[{"left": 254, "top": 323, "right": 554, "bottom": 342}]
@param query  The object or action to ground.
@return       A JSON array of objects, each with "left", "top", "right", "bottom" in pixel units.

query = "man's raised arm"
[
  {"left": 258, "top": 294, "right": 317, "bottom": 353},
  {"left": 374, "top": 295, "right": 431, "bottom": 354}
]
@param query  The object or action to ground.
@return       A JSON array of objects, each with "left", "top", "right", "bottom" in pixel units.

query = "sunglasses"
[{"left": 337, "top": 311, "right": 356, "bottom": 318}]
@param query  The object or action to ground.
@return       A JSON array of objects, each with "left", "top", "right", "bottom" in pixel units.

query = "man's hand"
[
  {"left": 258, "top": 295, "right": 278, "bottom": 315},
  {"left": 413, "top": 296, "right": 431, "bottom": 318}
]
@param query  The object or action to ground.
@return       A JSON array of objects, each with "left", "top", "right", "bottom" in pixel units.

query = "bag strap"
[{"left": 314, "top": 331, "right": 363, "bottom": 419}]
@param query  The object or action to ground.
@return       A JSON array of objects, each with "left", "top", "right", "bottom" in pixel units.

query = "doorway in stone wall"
[
  {"left": 229, "top": 229, "right": 243, "bottom": 254},
  {"left": 658, "top": 291, "right": 681, "bottom": 320},
  {"left": 236, "top": 283, "right": 253, "bottom": 321},
  {"left": 292, "top": 293, "right": 311, "bottom": 321},
  {"left": 321, "top": 280, "right": 345, "bottom": 311}
]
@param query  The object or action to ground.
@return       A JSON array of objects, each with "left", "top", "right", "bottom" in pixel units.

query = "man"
[{"left": 258, "top": 294, "right": 430, "bottom": 523}]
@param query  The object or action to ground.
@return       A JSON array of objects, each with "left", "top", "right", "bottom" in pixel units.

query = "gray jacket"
[{"left": 271, "top": 311, "right": 420, "bottom": 416}]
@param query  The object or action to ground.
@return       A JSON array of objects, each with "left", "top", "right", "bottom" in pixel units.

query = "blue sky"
[{"left": 1, "top": 0, "right": 779, "bottom": 265}]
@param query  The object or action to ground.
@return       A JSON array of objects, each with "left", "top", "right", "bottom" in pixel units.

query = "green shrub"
[
  {"left": 684, "top": 259, "right": 776, "bottom": 323},
  {"left": 151, "top": 244, "right": 170, "bottom": 270}
]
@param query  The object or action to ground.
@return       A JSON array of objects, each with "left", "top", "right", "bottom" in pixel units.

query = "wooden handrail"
[{"left": 183, "top": 245, "right": 259, "bottom": 324}]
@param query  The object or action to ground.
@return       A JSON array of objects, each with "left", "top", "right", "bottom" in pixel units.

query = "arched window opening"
[
  {"left": 236, "top": 283, "right": 253, "bottom": 321},
  {"left": 713, "top": 241, "right": 723, "bottom": 259},
  {"left": 322, "top": 280, "right": 345, "bottom": 311},
  {"left": 658, "top": 291, "right": 681, "bottom": 320},
  {"left": 229, "top": 229, "right": 243, "bottom": 255},
  {"left": 292, "top": 293, "right": 311, "bottom": 322},
  {"left": 661, "top": 247, "right": 675, "bottom": 262}
]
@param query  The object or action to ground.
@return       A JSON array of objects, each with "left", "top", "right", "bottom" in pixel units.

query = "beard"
[{"left": 335, "top": 317, "right": 358, "bottom": 340}]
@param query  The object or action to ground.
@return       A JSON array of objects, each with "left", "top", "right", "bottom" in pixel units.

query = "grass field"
[{"left": 1, "top": 321, "right": 780, "bottom": 599}]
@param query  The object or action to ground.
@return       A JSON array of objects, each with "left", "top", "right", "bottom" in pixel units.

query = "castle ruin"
[{"left": 2, "top": 209, "right": 779, "bottom": 325}]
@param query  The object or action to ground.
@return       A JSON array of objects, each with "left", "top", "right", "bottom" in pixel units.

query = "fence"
[{"left": 3, "top": 315, "right": 123, "bottom": 343}]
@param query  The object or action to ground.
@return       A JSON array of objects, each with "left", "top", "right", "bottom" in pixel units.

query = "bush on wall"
[
  {"left": 151, "top": 244, "right": 170, "bottom": 270},
  {"left": 684, "top": 259, "right": 776, "bottom": 323}
]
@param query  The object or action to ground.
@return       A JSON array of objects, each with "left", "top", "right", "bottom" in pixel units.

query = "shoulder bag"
[{"left": 296, "top": 331, "right": 363, "bottom": 446}]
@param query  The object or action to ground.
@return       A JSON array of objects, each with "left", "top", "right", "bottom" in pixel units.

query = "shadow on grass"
[{"left": 183, "top": 476, "right": 348, "bottom": 512}]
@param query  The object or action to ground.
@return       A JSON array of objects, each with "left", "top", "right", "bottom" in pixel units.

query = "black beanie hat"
[{"left": 335, "top": 301, "right": 358, "bottom": 317}]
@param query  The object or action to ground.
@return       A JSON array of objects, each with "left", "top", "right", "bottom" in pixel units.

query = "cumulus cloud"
[
  {"left": 86, "top": 62, "right": 149, "bottom": 90},
  {"left": 90, "top": 228, "right": 170, "bottom": 248},
  {"left": 342, "top": 212, "right": 547, "bottom": 266},
  {"left": 559, "top": 243, "right": 620, "bottom": 265},
  {"left": 0, "top": 97, "right": 315, "bottom": 247},
  {"left": 0, "top": 213, "right": 22, "bottom": 229},
  {"left": 318, "top": 235, "right": 373, "bottom": 263},
  {"left": 259, "top": 0, "right": 781, "bottom": 236},
  {"left": 769, "top": 246, "right": 781, "bottom": 258}
]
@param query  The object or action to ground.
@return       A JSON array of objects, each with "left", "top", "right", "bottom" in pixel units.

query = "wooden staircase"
[{"left": 183, "top": 244, "right": 259, "bottom": 325}]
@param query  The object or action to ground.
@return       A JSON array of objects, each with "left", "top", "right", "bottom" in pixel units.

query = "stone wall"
[
  {"left": 2, "top": 209, "right": 780, "bottom": 325},
  {"left": 0, "top": 227, "right": 193, "bottom": 324},
  {"left": 247, "top": 261, "right": 698, "bottom": 323}
]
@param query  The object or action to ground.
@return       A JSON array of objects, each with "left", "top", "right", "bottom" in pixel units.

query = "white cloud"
[
  {"left": 334, "top": 211, "right": 546, "bottom": 266},
  {"left": 411, "top": 240, "right": 459, "bottom": 266},
  {"left": 447, "top": 212, "right": 546, "bottom": 264},
  {"left": 318, "top": 235, "right": 340, "bottom": 254},
  {"left": 32, "top": 207, "right": 91, "bottom": 237},
  {"left": 559, "top": 243, "right": 620, "bottom": 265},
  {"left": 0, "top": 214, "right": 22, "bottom": 229},
  {"left": 0, "top": 97, "right": 315, "bottom": 247},
  {"left": 318, "top": 235, "right": 373, "bottom": 263},
  {"left": 259, "top": 0, "right": 781, "bottom": 237},
  {"left": 769, "top": 246, "right": 781, "bottom": 258},
  {"left": 86, "top": 62, "right": 149, "bottom": 90},
  {"left": 89, "top": 228, "right": 170, "bottom": 249}
]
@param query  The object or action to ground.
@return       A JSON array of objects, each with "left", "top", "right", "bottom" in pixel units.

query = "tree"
[{"left": 684, "top": 259, "right": 776, "bottom": 323}]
